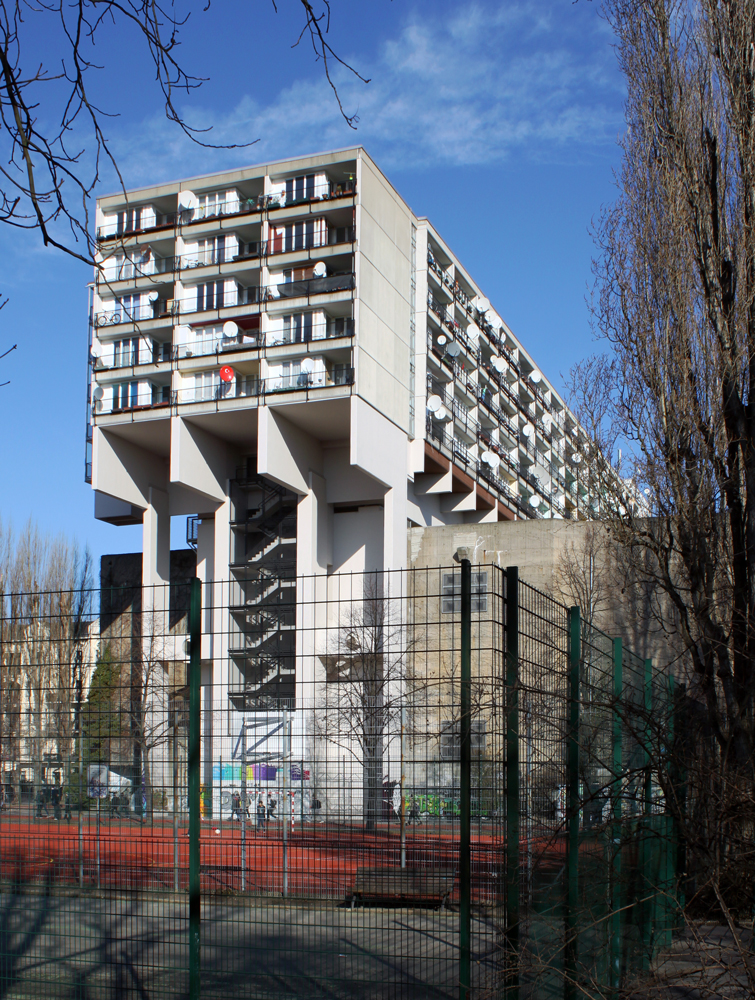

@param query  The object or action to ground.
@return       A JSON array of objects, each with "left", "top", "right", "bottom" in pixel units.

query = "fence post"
[
  {"left": 641, "top": 657, "right": 653, "bottom": 970},
  {"left": 459, "top": 557, "right": 472, "bottom": 1000},
  {"left": 188, "top": 577, "right": 201, "bottom": 1000},
  {"left": 565, "top": 607, "right": 580, "bottom": 1000},
  {"left": 505, "top": 566, "right": 520, "bottom": 1000},
  {"left": 610, "top": 638, "right": 623, "bottom": 997}
]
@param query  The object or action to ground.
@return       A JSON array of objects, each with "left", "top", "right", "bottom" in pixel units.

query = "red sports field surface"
[{"left": 0, "top": 815, "right": 573, "bottom": 902}]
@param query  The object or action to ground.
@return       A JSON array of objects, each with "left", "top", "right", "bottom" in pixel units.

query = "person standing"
[
  {"left": 63, "top": 789, "right": 72, "bottom": 821},
  {"left": 51, "top": 785, "right": 62, "bottom": 821},
  {"left": 267, "top": 793, "right": 277, "bottom": 824},
  {"left": 231, "top": 790, "right": 242, "bottom": 822},
  {"left": 35, "top": 787, "right": 48, "bottom": 819},
  {"left": 257, "top": 797, "right": 266, "bottom": 831}
]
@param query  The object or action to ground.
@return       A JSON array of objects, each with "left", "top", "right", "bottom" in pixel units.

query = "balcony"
[
  {"left": 94, "top": 299, "right": 175, "bottom": 327},
  {"left": 268, "top": 272, "right": 355, "bottom": 301},
  {"left": 265, "top": 317, "right": 354, "bottom": 347},
  {"left": 174, "top": 367, "right": 354, "bottom": 406},
  {"left": 97, "top": 254, "right": 177, "bottom": 283}
]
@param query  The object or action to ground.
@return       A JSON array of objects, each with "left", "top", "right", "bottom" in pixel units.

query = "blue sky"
[{"left": 0, "top": 0, "right": 625, "bottom": 563}]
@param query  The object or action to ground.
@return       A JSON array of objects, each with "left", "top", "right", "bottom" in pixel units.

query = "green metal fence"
[{"left": 0, "top": 565, "right": 678, "bottom": 998}]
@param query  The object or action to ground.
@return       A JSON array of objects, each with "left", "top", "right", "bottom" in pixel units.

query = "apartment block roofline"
[{"left": 96, "top": 145, "right": 375, "bottom": 207}]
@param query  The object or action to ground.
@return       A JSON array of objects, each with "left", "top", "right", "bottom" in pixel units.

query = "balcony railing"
[
  {"left": 174, "top": 368, "right": 354, "bottom": 406},
  {"left": 97, "top": 254, "right": 177, "bottom": 283},
  {"left": 265, "top": 318, "right": 354, "bottom": 347},
  {"left": 94, "top": 300, "right": 175, "bottom": 326},
  {"left": 268, "top": 272, "right": 355, "bottom": 300}
]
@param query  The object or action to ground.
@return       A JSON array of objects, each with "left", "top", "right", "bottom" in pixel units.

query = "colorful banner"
[
  {"left": 290, "top": 766, "right": 310, "bottom": 781},
  {"left": 253, "top": 764, "right": 278, "bottom": 782}
]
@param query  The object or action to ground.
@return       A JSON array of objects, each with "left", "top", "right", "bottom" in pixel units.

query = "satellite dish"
[
  {"left": 492, "top": 357, "right": 507, "bottom": 373},
  {"left": 530, "top": 369, "right": 542, "bottom": 384},
  {"left": 219, "top": 365, "right": 235, "bottom": 383},
  {"left": 90, "top": 342, "right": 102, "bottom": 359},
  {"left": 147, "top": 290, "right": 159, "bottom": 302},
  {"left": 92, "top": 385, "right": 104, "bottom": 401},
  {"left": 477, "top": 296, "right": 490, "bottom": 314},
  {"left": 426, "top": 394, "right": 443, "bottom": 414},
  {"left": 436, "top": 406, "right": 451, "bottom": 422},
  {"left": 572, "top": 452, "right": 583, "bottom": 465},
  {"left": 482, "top": 451, "right": 501, "bottom": 470},
  {"left": 446, "top": 341, "right": 461, "bottom": 357},
  {"left": 178, "top": 190, "right": 198, "bottom": 211},
  {"left": 301, "top": 357, "right": 315, "bottom": 374},
  {"left": 530, "top": 496, "right": 542, "bottom": 509},
  {"left": 436, "top": 334, "right": 447, "bottom": 346},
  {"left": 522, "top": 424, "right": 533, "bottom": 438},
  {"left": 312, "top": 261, "right": 327, "bottom": 277},
  {"left": 223, "top": 321, "right": 239, "bottom": 339}
]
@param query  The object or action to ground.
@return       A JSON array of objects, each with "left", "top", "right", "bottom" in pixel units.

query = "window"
[
  {"left": 194, "top": 371, "right": 219, "bottom": 402},
  {"left": 114, "top": 381, "right": 138, "bottom": 410},
  {"left": 441, "top": 571, "right": 488, "bottom": 614},
  {"left": 197, "top": 236, "right": 227, "bottom": 266},
  {"left": 198, "top": 192, "right": 226, "bottom": 218},
  {"left": 280, "top": 361, "right": 303, "bottom": 389},
  {"left": 116, "top": 207, "right": 142, "bottom": 234},
  {"left": 283, "top": 313, "right": 313, "bottom": 344},
  {"left": 113, "top": 338, "right": 139, "bottom": 367},
  {"left": 197, "top": 281, "right": 224, "bottom": 311},
  {"left": 440, "top": 720, "right": 486, "bottom": 760},
  {"left": 285, "top": 174, "right": 315, "bottom": 204},
  {"left": 117, "top": 294, "right": 143, "bottom": 321}
]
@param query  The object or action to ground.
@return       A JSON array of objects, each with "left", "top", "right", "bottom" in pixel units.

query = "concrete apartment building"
[{"left": 86, "top": 147, "right": 598, "bottom": 711}]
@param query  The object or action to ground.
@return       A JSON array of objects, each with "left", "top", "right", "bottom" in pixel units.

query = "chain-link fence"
[{"left": 0, "top": 565, "right": 678, "bottom": 999}]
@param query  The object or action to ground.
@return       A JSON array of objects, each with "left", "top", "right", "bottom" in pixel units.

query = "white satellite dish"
[
  {"left": 92, "top": 385, "right": 104, "bottom": 401},
  {"left": 436, "top": 406, "right": 451, "bottom": 422},
  {"left": 301, "top": 357, "right": 315, "bottom": 374},
  {"left": 426, "top": 394, "right": 443, "bottom": 414},
  {"left": 481, "top": 451, "right": 501, "bottom": 470},
  {"left": 147, "top": 290, "right": 159, "bottom": 302},
  {"left": 530, "top": 496, "right": 542, "bottom": 509},
  {"left": 530, "top": 369, "right": 542, "bottom": 384},
  {"left": 90, "top": 342, "right": 102, "bottom": 359},
  {"left": 492, "top": 357, "right": 507, "bottom": 373},
  {"left": 178, "top": 190, "right": 198, "bottom": 211},
  {"left": 312, "top": 261, "right": 327, "bottom": 277},
  {"left": 223, "top": 321, "right": 239, "bottom": 339},
  {"left": 446, "top": 341, "right": 461, "bottom": 357},
  {"left": 436, "top": 334, "right": 447, "bottom": 346},
  {"left": 477, "top": 296, "right": 490, "bottom": 314},
  {"left": 521, "top": 424, "right": 533, "bottom": 438},
  {"left": 572, "top": 452, "right": 583, "bottom": 465}
]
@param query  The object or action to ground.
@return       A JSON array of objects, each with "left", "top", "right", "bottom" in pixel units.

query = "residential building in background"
[{"left": 86, "top": 147, "right": 598, "bottom": 714}]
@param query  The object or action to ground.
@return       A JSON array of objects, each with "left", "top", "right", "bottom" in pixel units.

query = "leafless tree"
[
  {"left": 0, "top": 0, "right": 368, "bottom": 264},
  {"left": 317, "top": 573, "right": 411, "bottom": 831},
  {"left": 566, "top": 0, "right": 755, "bottom": 966}
]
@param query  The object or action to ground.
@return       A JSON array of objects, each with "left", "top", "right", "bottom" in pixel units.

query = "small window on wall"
[
  {"left": 440, "top": 720, "right": 486, "bottom": 760},
  {"left": 441, "top": 571, "right": 488, "bottom": 614}
]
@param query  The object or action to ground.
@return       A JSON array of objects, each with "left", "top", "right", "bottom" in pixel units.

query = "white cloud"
[{"left": 107, "top": 1, "right": 623, "bottom": 188}]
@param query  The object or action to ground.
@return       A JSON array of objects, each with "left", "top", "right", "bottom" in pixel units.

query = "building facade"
[{"left": 86, "top": 147, "right": 597, "bottom": 715}]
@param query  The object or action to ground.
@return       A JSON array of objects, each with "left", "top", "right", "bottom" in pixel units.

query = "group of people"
[
  {"left": 229, "top": 790, "right": 278, "bottom": 829},
  {"left": 35, "top": 785, "right": 72, "bottom": 821},
  {"left": 108, "top": 790, "right": 130, "bottom": 818}
]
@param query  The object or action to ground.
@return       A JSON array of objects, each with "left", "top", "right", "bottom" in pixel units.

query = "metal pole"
[
  {"left": 459, "top": 557, "right": 472, "bottom": 1000},
  {"left": 565, "top": 606, "right": 581, "bottom": 1000},
  {"left": 641, "top": 657, "right": 652, "bottom": 969},
  {"left": 505, "top": 566, "right": 520, "bottom": 1000},
  {"left": 173, "top": 719, "right": 179, "bottom": 891},
  {"left": 188, "top": 577, "right": 201, "bottom": 1000},
  {"left": 78, "top": 725, "right": 83, "bottom": 888},
  {"left": 300, "top": 758, "right": 304, "bottom": 830},
  {"left": 282, "top": 706, "right": 289, "bottom": 897},
  {"left": 241, "top": 722, "right": 247, "bottom": 892},
  {"left": 400, "top": 706, "right": 406, "bottom": 869},
  {"left": 610, "top": 638, "right": 623, "bottom": 997},
  {"left": 96, "top": 796, "right": 100, "bottom": 890}
]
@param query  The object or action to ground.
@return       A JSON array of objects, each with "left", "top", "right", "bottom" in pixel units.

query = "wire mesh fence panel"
[{"left": 0, "top": 566, "right": 678, "bottom": 999}]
